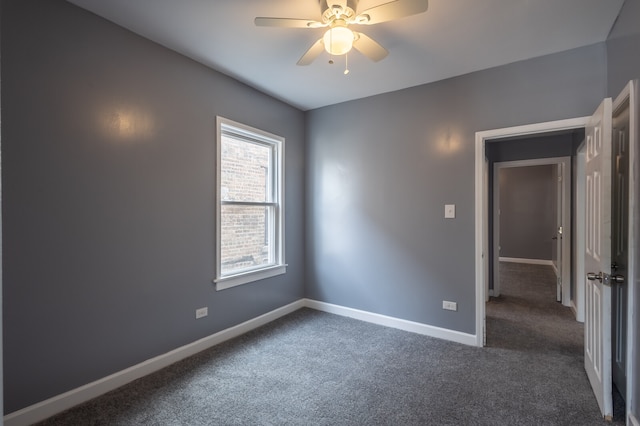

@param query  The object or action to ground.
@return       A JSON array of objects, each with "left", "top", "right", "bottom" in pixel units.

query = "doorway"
[
  {"left": 491, "top": 157, "right": 572, "bottom": 306},
  {"left": 474, "top": 81, "right": 638, "bottom": 422},
  {"left": 474, "top": 116, "right": 588, "bottom": 345}
]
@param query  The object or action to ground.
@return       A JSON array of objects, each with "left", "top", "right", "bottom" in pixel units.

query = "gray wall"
[
  {"left": 3, "top": 0, "right": 637, "bottom": 418},
  {"left": 1, "top": 0, "right": 305, "bottom": 413},
  {"left": 306, "top": 44, "right": 607, "bottom": 334},
  {"left": 498, "top": 166, "right": 556, "bottom": 260},
  {"left": 607, "top": 0, "right": 640, "bottom": 97},
  {"left": 606, "top": 0, "right": 640, "bottom": 418}
]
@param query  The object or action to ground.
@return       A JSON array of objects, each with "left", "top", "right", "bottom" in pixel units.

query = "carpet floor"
[{"left": 36, "top": 263, "right": 623, "bottom": 425}]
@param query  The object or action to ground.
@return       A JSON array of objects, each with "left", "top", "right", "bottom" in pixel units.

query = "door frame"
[
  {"left": 475, "top": 116, "right": 589, "bottom": 347},
  {"left": 475, "top": 97, "right": 638, "bottom": 422},
  {"left": 492, "top": 157, "right": 571, "bottom": 306}
]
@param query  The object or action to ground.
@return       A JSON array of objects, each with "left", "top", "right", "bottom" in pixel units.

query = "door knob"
[
  {"left": 587, "top": 272, "right": 602, "bottom": 282},
  {"left": 587, "top": 272, "right": 615, "bottom": 286}
]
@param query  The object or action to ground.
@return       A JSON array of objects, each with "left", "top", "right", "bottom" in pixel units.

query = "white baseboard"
[
  {"left": 630, "top": 412, "right": 640, "bottom": 426},
  {"left": 6, "top": 298, "right": 477, "bottom": 425},
  {"left": 303, "top": 299, "right": 477, "bottom": 346},
  {"left": 499, "top": 257, "right": 553, "bottom": 266},
  {"left": 4, "top": 300, "right": 305, "bottom": 426}
]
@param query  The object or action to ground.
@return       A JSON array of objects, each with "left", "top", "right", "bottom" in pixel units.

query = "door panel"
[
  {"left": 611, "top": 97, "right": 630, "bottom": 402},
  {"left": 584, "top": 97, "right": 613, "bottom": 420}
]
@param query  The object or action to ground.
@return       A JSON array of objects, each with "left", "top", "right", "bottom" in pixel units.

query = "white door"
[
  {"left": 611, "top": 89, "right": 631, "bottom": 403},
  {"left": 584, "top": 97, "right": 613, "bottom": 420}
]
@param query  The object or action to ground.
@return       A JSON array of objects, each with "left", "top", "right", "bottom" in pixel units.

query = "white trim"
[
  {"left": 475, "top": 117, "right": 589, "bottom": 348},
  {"left": 4, "top": 299, "right": 478, "bottom": 425},
  {"left": 630, "top": 412, "right": 640, "bottom": 426},
  {"left": 215, "top": 116, "right": 286, "bottom": 291},
  {"left": 304, "top": 299, "right": 477, "bottom": 346},
  {"left": 3, "top": 300, "right": 305, "bottom": 426},
  {"left": 492, "top": 157, "right": 571, "bottom": 306},
  {"left": 498, "top": 257, "right": 553, "bottom": 266},
  {"left": 575, "top": 146, "right": 586, "bottom": 322},
  {"left": 215, "top": 264, "right": 287, "bottom": 290},
  {"left": 484, "top": 157, "right": 490, "bottom": 308},
  {"left": 475, "top": 127, "right": 486, "bottom": 347}
]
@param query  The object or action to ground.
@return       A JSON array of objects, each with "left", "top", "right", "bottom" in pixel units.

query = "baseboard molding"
[
  {"left": 4, "top": 299, "right": 305, "bottom": 426},
  {"left": 630, "top": 412, "right": 640, "bottom": 426},
  {"left": 499, "top": 257, "right": 553, "bottom": 266},
  {"left": 6, "top": 298, "right": 478, "bottom": 425},
  {"left": 303, "top": 299, "right": 477, "bottom": 346}
]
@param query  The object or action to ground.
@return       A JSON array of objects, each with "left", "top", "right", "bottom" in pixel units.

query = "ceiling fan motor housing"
[{"left": 320, "top": 0, "right": 359, "bottom": 23}]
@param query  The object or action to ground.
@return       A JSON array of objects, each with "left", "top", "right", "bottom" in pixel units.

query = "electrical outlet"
[
  {"left": 442, "top": 301, "right": 457, "bottom": 311},
  {"left": 195, "top": 307, "right": 208, "bottom": 319}
]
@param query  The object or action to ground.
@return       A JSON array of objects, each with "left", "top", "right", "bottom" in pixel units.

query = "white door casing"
[
  {"left": 584, "top": 97, "right": 613, "bottom": 420},
  {"left": 556, "top": 163, "right": 563, "bottom": 302},
  {"left": 576, "top": 147, "right": 587, "bottom": 323},
  {"left": 475, "top": 116, "right": 589, "bottom": 347},
  {"left": 491, "top": 157, "right": 571, "bottom": 304}
]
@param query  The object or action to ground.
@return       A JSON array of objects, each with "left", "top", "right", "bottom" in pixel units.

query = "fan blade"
[
  {"left": 255, "top": 17, "right": 325, "bottom": 28},
  {"left": 352, "top": 32, "right": 388, "bottom": 62},
  {"left": 355, "top": 0, "right": 428, "bottom": 25},
  {"left": 297, "top": 38, "right": 325, "bottom": 65}
]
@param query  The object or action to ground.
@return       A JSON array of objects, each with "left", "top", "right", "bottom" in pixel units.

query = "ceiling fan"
[{"left": 255, "top": 0, "right": 429, "bottom": 66}]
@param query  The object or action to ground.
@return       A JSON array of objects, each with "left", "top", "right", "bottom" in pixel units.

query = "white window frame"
[{"left": 215, "top": 116, "right": 286, "bottom": 290}]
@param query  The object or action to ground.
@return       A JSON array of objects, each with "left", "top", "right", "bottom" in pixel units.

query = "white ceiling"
[{"left": 67, "top": 0, "right": 625, "bottom": 111}]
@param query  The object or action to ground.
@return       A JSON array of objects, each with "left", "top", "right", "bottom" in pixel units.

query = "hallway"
[{"left": 486, "top": 261, "right": 625, "bottom": 424}]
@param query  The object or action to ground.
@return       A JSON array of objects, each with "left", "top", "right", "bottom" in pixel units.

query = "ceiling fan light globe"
[{"left": 323, "top": 26, "right": 354, "bottom": 55}]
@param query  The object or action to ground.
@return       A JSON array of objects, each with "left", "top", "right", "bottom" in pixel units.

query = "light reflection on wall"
[
  {"left": 102, "top": 106, "right": 155, "bottom": 141},
  {"left": 435, "top": 126, "right": 462, "bottom": 155},
  {"left": 319, "top": 162, "right": 352, "bottom": 256}
]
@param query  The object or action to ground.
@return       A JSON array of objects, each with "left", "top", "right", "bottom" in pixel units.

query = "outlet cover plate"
[{"left": 442, "top": 301, "right": 457, "bottom": 311}]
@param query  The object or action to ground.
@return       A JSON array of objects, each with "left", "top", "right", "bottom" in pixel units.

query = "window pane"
[
  {"left": 221, "top": 135, "right": 271, "bottom": 202},
  {"left": 220, "top": 204, "right": 274, "bottom": 275}
]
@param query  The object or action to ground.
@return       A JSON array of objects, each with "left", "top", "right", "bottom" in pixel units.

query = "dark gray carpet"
[{"left": 37, "top": 263, "right": 622, "bottom": 425}]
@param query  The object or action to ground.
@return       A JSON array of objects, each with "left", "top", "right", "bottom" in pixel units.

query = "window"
[{"left": 215, "top": 117, "right": 285, "bottom": 290}]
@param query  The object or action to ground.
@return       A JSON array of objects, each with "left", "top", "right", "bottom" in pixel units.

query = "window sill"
[{"left": 214, "top": 264, "right": 287, "bottom": 291}]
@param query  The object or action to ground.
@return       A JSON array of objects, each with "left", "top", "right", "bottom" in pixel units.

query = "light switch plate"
[{"left": 445, "top": 204, "right": 456, "bottom": 219}]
